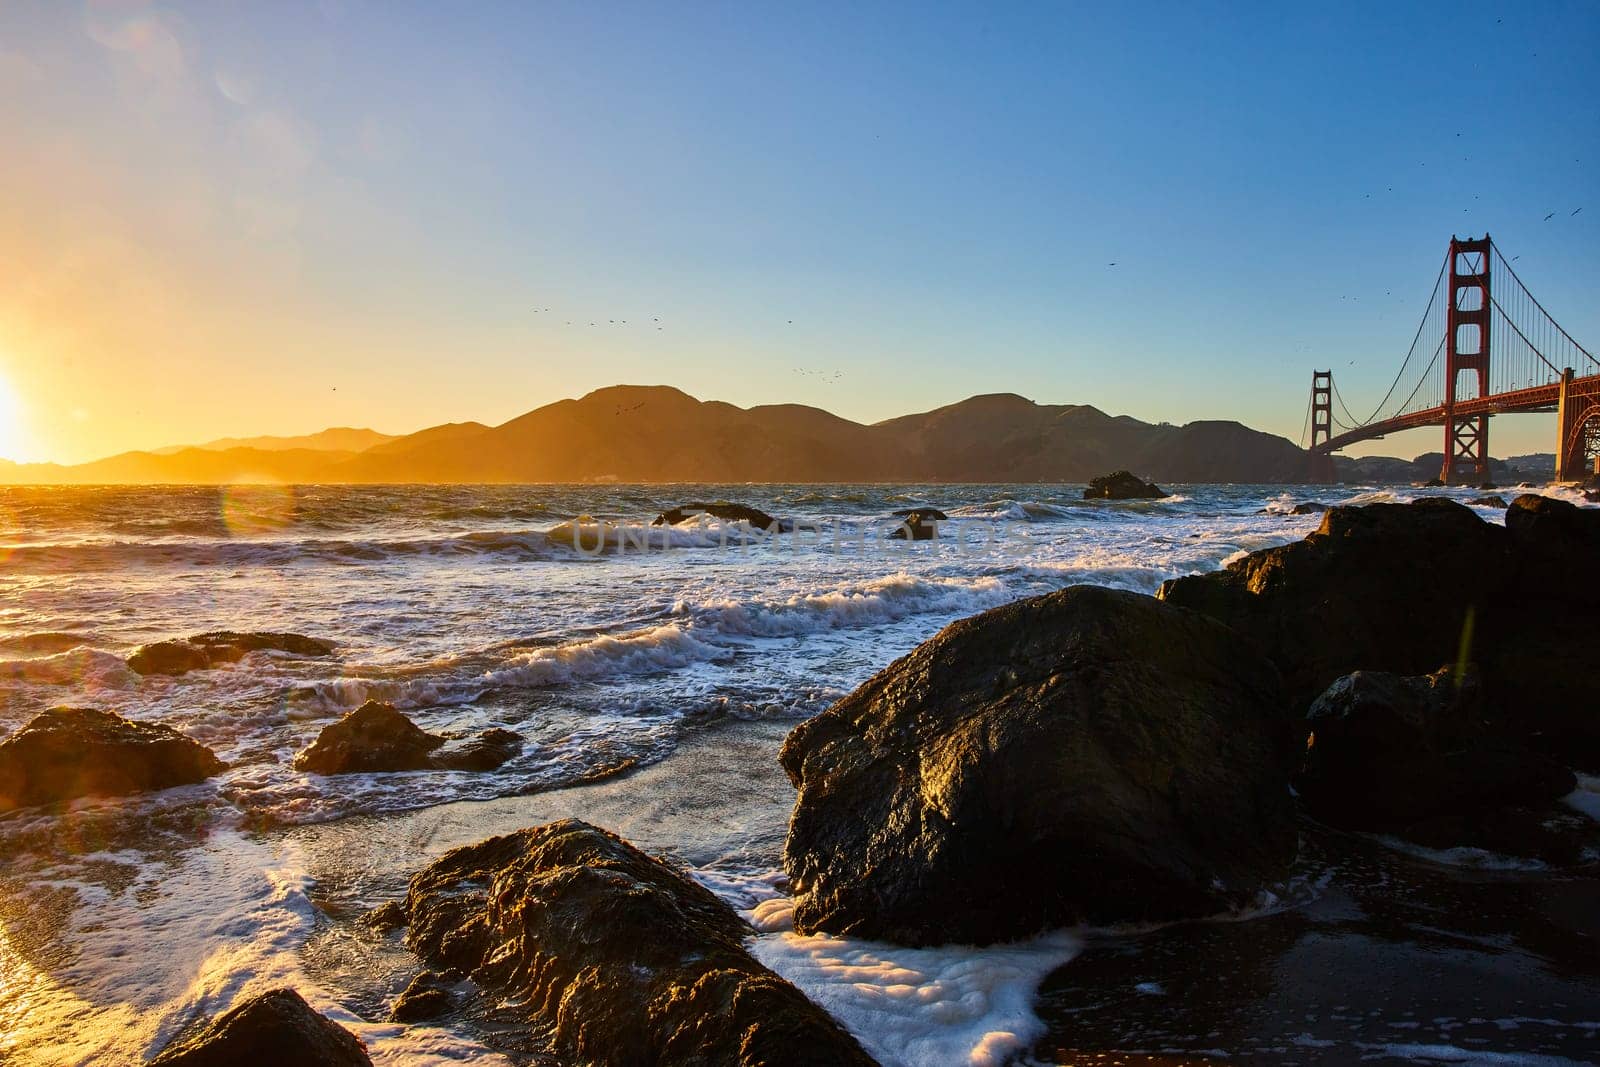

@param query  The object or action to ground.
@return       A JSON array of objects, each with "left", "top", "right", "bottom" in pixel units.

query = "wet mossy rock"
[
  {"left": 1083, "top": 470, "right": 1167, "bottom": 499},
  {"left": 0, "top": 707, "right": 225, "bottom": 811},
  {"left": 396, "top": 819, "right": 877, "bottom": 1066},
  {"left": 149, "top": 987, "right": 372, "bottom": 1066},
  {"left": 128, "top": 631, "right": 335, "bottom": 676},
  {"left": 780, "top": 585, "right": 1299, "bottom": 946},
  {"left": 294, "top": 701, "right": 521, "bottom": 775},
  {"left": 652, "top": 501, "right": 778, "bottom": 529}
]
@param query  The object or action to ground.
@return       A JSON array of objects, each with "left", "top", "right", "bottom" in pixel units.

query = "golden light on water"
[{"left": 219, "top": 482, "right": 297, "bottom": 535}]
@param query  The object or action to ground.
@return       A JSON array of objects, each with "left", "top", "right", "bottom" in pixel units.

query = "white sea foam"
[
  {"left": 1562, "top": 774, "right": 1600, "bottom": 824},
  {"left": 0, "top": 833, "right": 509, "bottom": 1065},
  {"left": 946, "top": 499, "right": 1072, "bottom": 523},
  {"left": 1355, "top": 1041, "right": 1594, "bottom": 1064},
  {"left": 744, "top": 895, "right": 1079, "bottom": 1067},
  {"left": 679, "top": 573, "right": 1012, "bottom": 637},
  {"left": 0, "top": 646, "right": 137, "bottom": 689},
  {"left": 483, "top": 622, "right": 732, "bottom": 688}
]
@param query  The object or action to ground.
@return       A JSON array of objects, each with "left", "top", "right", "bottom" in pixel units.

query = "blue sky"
[{"left": 0, "top": 0, "right": 1596, "bottom": 462}]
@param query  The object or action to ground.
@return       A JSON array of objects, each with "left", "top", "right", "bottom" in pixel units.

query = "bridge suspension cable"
[
  {"left": 1340, "top": 250, "right": 1450, "bottom": 429},
  {"left": 1321, "top": 237, "right": 1596, "bottom": 436},
  {"left": 1487, "top": 241, "right": 1599, "bottom": 388}
]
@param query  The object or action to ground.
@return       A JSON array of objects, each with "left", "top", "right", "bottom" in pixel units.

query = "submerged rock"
[
  {"left": 432, "top": 727, "right": 522, "bottom": 771},
  {"left": 1299, "top": 668, "right": 1575, "bottom": 832},
  {"left": 0, "top": 707, "right": 225, "bottom": 811},
  {"left": 128, "top": 631, "right": 335, "bottom": 676},
  {"left": 1083, "top": 470, "right": 1167, "bottom": 499},
  {"left": 396, "top": 819, "right": 876, "bottom": 1066},
  {"left": 293, "top": 701, "right": 520, "bottom": 775},
  {"left": 149, "top": 987, "right": 371, "bottom": 1066},
  {"left": 126, "top": 640, "right": 212, "bottom": 676},
  {"left": 389, "top": 971, "right": 454, "bottom": 1023},
  {"left": 780, "top": 585, "right": 1298, "bottom": 946},
  {"left": 652, "top": 501, "right": 779, "bottom": 529},
  {"left": 1468, "top": 495, "right": 1509, "bottom": 508},
  {"left": 1289, "top": 501, "right": 1329, "bottom": 514},
  {"left": 1159, "top": 499, "right": 1511, "bottom": 716}
]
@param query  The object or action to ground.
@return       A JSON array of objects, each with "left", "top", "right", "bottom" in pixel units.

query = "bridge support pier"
[{"left": 1555, "top": 367, "right": 1600, "bottom": 483}]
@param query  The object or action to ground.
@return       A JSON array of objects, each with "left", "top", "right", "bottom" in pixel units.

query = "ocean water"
[{"left": 0, "top": 481, "right": 1587, "bottom": 1065}]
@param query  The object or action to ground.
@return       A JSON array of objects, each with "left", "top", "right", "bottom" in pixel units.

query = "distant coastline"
[{"left": 0, "top": 384, "right": 1560, "bottom": 486}]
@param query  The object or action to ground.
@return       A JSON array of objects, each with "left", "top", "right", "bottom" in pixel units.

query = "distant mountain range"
[
  {"left": 149, "top": 427, "right": 398, "bottom": 455},
  {"left": 0, "top": 385, "right": 1556, "bottom": 485}
]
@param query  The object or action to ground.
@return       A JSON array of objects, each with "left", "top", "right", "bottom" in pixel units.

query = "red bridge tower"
[
  {"left": 1308, "top": 370, "right": 1335, "bottom": 483},
  {"left": 1440, "top": 235, "right": 1492, "bottom": 484}
]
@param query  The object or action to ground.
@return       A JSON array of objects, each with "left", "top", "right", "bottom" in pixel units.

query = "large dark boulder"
[
  {"left": 1298, "top": 668, "right": 1575, "bottom": 831},
  {"left": 293, "top": 701, "right": 521, "bottom": 775},
  {"left": 780, "top": 586, "right": 1298, "bottom": 946},
  {"left": 1159, "top": 499, "right": 1511, "bottom": 716},
  {"left": 149, "top": 987, "right": 371, "bottom": 1066},
  {"left": 1482, "top": 494, "right": 1600, "bottom": 767},
  {"left": 1504, "top": 493, "right": 1600, "bottom": 605},
  {"left": 1083, "top": 470, "right": 1166, "bottom": 499},
  {"left": 128, "top": 632, "right": 335, "bottom": 676},
  {"left": 0, "top": 708, "right": 225, "bottom": 812},
  {"left": 652, "top": 501, "right": 778, "bottom": 529},
  {"left": 395, "top": 819, "right": 876, "bottom": 1066}
]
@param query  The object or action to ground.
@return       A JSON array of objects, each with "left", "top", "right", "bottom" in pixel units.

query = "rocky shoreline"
[{"left": 3, "top": 494, "right": 1596, "bottom": 1065}]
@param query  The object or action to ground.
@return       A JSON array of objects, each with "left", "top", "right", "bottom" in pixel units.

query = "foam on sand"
[{"left": 744, "top": 896, "right": 1080, "bottom": 1067}]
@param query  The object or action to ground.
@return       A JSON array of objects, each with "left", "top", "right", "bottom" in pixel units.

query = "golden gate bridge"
[{"left": 1303, "top": 234, "right": 1600, "bottom": 485}]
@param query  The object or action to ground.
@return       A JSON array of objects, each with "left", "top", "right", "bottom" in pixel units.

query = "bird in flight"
[
  {"left": 1573, "top": 207, "right": 1584, "bottom": 217},
  {"left": 1544, "top": 213, "right": 1556, "bottom": 221}
]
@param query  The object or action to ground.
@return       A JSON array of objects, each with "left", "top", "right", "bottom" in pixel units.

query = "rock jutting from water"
[
  {"left": 888, "top": 507, "right": 949, "bottom": 540},
  {"left": 1082, "top": 470, "right": 1167, "bottom": 499},
  {"left": 780, "top": 585, "right": 1299, "bottom": 946},
  {"left": 293, "top": 700, "right": 521, "bottom": 774},
  {"left": 651, "top": 501, "right": 779, "bottom": 529},
  {"left": 0, "top": 707, "right": 225, "bottom": 811},
  {"left": 127, "top": 631, "right": 336, "bottom": 676},
  {"left": 388, "top": 818, "right": 878, "bottom": 1066},
  {"left": 148, "top": 987, "right": 372, "bottom": 1066}
]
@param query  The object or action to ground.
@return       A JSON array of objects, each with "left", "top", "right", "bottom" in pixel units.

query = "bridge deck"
[{"left": 1316, "top": 373, "right": 1598, "bottom": 454}]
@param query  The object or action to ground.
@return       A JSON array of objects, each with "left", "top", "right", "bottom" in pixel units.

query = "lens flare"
[{"left": 219, "top": 482, "right": 296, "bottom": 536}]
